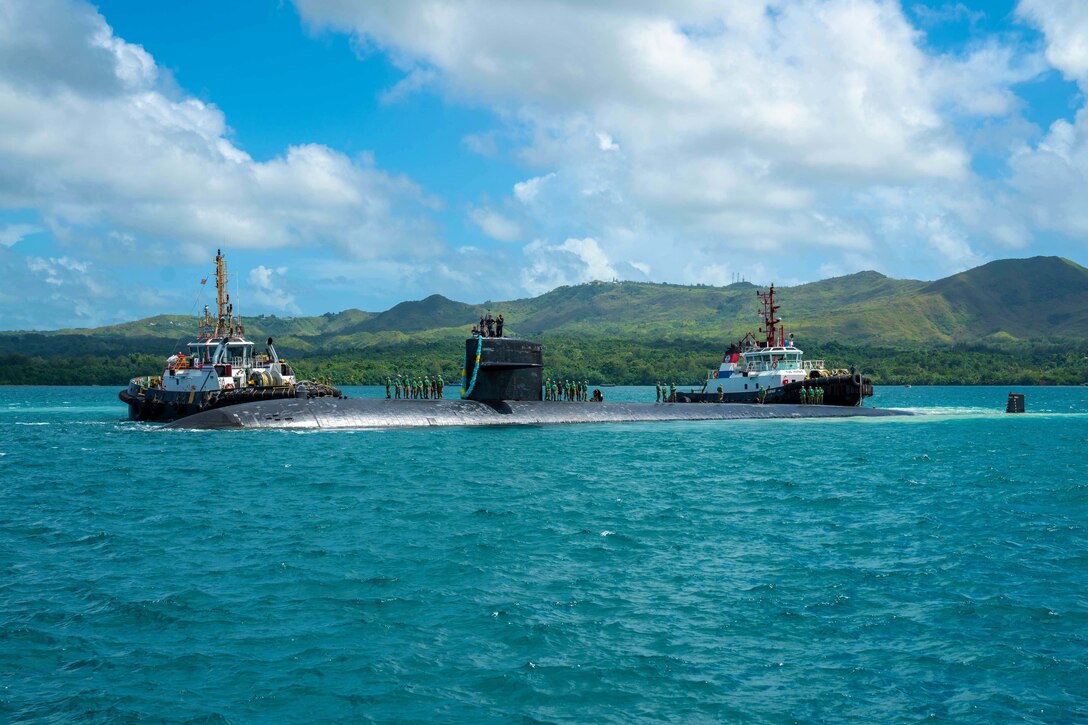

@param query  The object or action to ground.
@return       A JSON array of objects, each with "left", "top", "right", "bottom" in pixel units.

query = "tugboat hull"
[
  {"left": 118, "top": 384, "right": 340, "bottom": 422},
  {"left": 676, "top": 373, "right": 872, "bottom": 407}
]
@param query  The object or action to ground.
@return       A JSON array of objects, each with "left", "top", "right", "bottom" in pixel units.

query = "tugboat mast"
[
  {"left": 214, "top": 248, "right": 233, "bottom": 337},
  {"left": 757, "top": 284, "right": 781, "bottom": 347}
]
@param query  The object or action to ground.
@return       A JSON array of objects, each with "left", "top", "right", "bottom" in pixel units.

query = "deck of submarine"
[{"left": 163, "top": 397, "right": 912, "bottom": 430}]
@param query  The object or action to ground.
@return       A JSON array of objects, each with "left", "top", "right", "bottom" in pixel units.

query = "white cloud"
[
  {"left": 0, "top": 223, "right": 39, "bottom": 247},
  {"left": 0, "top": 246, "right": 145, "bottom": 329},
  {"left": 462, "top": 130, "right": 498, "bottom": 157},
  {"left": 0, "top": 0, "right": 441, "bottom": 270},
  {"left": 1006, "top": 1, "right": 1088, "bottom": 240},
  {"left": 521, "top": 237, "right": 618, "bottom": 294},
  {"left": 469, "top": 206, "right": 522, "bottom": 242},
  {"left": 513, "top": 173, "right": 556, "bottom": 203},
  {"left": 1018, "top": 0, "right": 1088, "bottom": 84},
  {"left": 379, "top": 67, "right": 438, "bottom": 104},
  {"left": 248, "top": 265, "right": 301, "bottom": 314},
  {"left": 296, "top": 0, "right": 1046, "bottom": 282}
]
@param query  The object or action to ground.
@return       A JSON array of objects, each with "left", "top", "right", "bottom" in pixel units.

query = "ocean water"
[{"left": 1, "top": 385, "right": 1086, "bottom": 723}]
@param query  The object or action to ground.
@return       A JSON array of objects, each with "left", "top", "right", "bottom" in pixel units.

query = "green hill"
[{"left": 2, "top": 256, "right": 1087, "bottom": 385}]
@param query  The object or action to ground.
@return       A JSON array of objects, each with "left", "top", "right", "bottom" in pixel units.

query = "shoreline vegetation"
[{"left": 2, "top": 337, "right": 1085, "bottom": 387}]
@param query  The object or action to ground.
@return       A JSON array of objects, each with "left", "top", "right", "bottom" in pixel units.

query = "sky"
[{"left": 0, "top": 0, "right": 1086, "bottom": 330}]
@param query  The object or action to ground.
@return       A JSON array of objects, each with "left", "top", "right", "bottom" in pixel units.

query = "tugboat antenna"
[
  {"left": 214, "top": 248, "right": 232, "bottom": 337},
  {"left": 756, "top": 284, "right": 781, "bottom": 346}
]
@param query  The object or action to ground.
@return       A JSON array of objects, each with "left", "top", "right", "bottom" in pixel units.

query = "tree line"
[{"left": 2, "top": 337, "right": 1086, "bottom": 387}]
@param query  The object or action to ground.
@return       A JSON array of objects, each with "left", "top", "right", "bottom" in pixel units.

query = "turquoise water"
[{"left": 2, "top": 386, "right": 1086, "bottom": 722}]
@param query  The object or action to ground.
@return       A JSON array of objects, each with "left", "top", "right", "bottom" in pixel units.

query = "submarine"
[{"left": 165, "top": 335, "right": 911, "bottom": 430}]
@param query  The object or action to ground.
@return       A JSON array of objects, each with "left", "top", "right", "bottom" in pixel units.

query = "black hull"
[
  {"left": 675, "top": 373, "right": 872, "bottom": 407},
  {"left": 164, "top": 397, "right": 910, "bottom": 430},
  {"left": 118, "top": 384, "right": 341, "bottom": 422}
]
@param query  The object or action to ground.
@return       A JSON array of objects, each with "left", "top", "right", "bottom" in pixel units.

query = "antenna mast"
[
  {"left": 756, "top": 284, "right": 781, "bottom": 346},
  {"left": 214, "top": 248, "right": 232, "bottom": 337}
]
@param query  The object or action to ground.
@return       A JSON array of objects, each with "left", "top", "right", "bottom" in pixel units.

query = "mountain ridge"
[{"left": 5, "top": 257, "right": 1087, "bottom": 356}]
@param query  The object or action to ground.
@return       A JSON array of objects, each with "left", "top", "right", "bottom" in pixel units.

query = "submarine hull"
[{"left": 163, "top": 397, "right": 911, "bottom": 430}]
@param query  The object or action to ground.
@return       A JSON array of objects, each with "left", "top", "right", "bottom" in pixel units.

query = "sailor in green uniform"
[
  {"left": 717, "top": 383, "right": 723, "bottom": 402},
  {"left": 437, "top": 375, "right": 444, "bottom": 399},
  {"left": 669, "top": 382, "right": 676, "bottom": 402},
  {"left": 385, "top": 377, "right": 391, "bottom": 399}
]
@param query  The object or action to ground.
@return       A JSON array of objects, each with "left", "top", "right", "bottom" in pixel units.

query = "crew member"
[
  {"left": 496, "top": 314, "right": 504, "bottom": 338},
  {"left": 386, "top": 377, "right": 391, "bottom": 399},
  {"left": 669, "top": 382, "right": 676, "bottom": 402},
  {"left": 717, "top": 383, "right": 724, "bottom": 402}
]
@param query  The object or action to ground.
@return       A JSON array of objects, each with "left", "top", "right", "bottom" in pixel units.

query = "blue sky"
[{"left": 1, "top": 0, "right": 1086, "bottom": 329}]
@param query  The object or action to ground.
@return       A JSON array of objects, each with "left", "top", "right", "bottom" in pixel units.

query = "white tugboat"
[
  {"left": 119, "top": 250, "right": 340, "bottom": 421},
  {"left": 676, "top": 285, "right": 872, "bottom": 406}
]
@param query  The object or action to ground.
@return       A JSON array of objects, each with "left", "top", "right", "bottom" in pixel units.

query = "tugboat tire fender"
[{"left": 852, "top": 373, "right": 862, "bottom": 387}]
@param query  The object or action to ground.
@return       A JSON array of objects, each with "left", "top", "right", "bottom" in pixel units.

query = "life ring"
[
  {"left": 712, "top": 370, "right": 718, "bottom": 378},
  {"left": 224, "top": 383, "right": 235, "bottom": 390}
]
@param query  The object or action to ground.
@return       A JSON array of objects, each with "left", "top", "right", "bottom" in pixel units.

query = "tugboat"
[
  {"left": 676, "top": 285, "right": 872, "bottom": 406},
  {"left": 118, "top": 250, "right": 341, "bottom": 422}
]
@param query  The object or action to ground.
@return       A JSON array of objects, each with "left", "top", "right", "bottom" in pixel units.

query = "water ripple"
[{"left": 1, "top": 386, "right": 1086, "bottom": 721}]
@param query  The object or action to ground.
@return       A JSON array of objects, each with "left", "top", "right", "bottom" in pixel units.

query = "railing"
[
  {"left": 708, "top": 359, "right": 824, "bottom": 377},
  {"left": 130, "top": 376, "right": 162, "bottom": 392}
]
